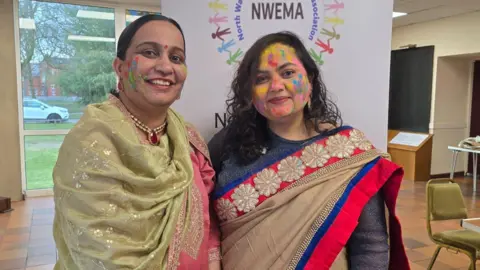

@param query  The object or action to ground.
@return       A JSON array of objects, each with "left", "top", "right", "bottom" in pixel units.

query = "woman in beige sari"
[
  {"left": 209, "top": 32, "right": 409, "bottom": 269},
  {"left": 53, "top": 15, "right": 220, "bottom": 269}
]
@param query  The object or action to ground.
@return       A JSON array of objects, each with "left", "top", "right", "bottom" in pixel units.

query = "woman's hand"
[{"left": 209, "top": 260, "right": 222, "bottom": 270}]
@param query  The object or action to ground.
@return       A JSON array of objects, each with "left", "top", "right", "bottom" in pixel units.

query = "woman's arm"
[
  {"left": 195, "top": 145, "right": 222, "bottom": 269},
  {"left": 347, "top": 192, "right": 389, "bottom": 270},
  {"left": 207, "top": 127, "right": 228, "bottom": 173}
]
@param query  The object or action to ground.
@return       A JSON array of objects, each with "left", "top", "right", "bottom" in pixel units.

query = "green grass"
[
  {"left": 25, "top": 135, "right": 65, "bottom": 190},
  {"left": 25, "top": 122, "right": 75, "bottom": 130},
  {"left": 25, "top": 135, "right": 65, "bottom": 143}
]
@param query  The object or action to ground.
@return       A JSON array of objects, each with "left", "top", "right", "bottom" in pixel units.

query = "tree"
[
  {"left": 56, "top": 5, "right": 117, "bottom": 104},
  {"left": 57, "top": 50, "right": 116, "bottom": 105},
  {"left": 19, "top": 0, "right": 116, "bottom": 103}
]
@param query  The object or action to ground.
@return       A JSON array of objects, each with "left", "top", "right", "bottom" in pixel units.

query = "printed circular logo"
[{"left": 208, "top": 0, "right": 345, "bottom": 66}]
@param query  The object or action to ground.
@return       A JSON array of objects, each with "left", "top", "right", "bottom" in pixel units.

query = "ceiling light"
[
  {"left": 393, "top": 12, "right": 407, "bottom": 18},
  {"left": 67, "top": 35, "right": 115, "bottom": 42},
  {"left": 77, "top": 10, "right": 114, "bottom": 20},
  {"left": 19, "top": 18, "right": 36, "bottom": 29}
]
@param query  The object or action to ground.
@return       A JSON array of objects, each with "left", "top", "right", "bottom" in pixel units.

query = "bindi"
[{"left": 164, "top": 45, "right": 168, "bottom": 49}]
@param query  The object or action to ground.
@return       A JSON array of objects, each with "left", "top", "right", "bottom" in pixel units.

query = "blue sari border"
[{"left": 295, "top": 157, "right": 380, "bottom": 269}]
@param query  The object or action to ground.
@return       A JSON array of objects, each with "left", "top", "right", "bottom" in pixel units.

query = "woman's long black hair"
[
  {"left": 111, "top": 14, "right": 185, "bottom": 96},
  {"left": 223, "top": 31, "right": 342, "bottom": 165}
]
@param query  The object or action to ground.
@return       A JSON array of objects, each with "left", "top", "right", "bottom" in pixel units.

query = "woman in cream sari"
[
  {"left": 53, "top": 15, "right": 220, "bottom": 269},
  {"left": 208, "top": 32, "right": 409, "bottom": 269}
]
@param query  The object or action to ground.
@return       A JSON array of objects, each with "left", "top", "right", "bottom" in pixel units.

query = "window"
[
  {"left": 126, "top": 10, "right": 161, "bottom": 26},
  {"left": 17, "top": 1, "right": 161, "bottom": 196},
  {"left": 19, "top": 0, "right": 116, "bottom": 130},
  {"left": 24, "top": 135, "right": 65, "bottom": 190}
]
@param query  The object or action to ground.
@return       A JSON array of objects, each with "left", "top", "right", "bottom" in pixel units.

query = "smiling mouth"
[
  {"left": 146, "top": 79, "right": 175, "bottom": 87},
  {"left": 268, "top": 97, "right": 289, "bottom": 104}
]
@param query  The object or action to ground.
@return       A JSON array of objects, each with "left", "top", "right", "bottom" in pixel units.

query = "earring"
[
  {"left": 117, "top": 79, "right": 124, "bottom": 92},
  {"left": 307, "top": 99, "right": 312, "bottom": 110}
]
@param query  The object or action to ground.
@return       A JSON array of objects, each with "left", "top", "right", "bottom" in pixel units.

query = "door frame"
[{"left": 465, "top": 60, "right": 480, "bottom": 175}]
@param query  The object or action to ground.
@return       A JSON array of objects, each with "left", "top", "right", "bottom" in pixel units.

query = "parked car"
[{"left": 23, "top": 98, "right": 69, "bottom": 123}]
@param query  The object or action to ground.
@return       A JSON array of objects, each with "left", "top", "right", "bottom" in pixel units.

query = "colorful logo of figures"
[{"left": 208, "top": 0, "right": 345, "bottom": 66}]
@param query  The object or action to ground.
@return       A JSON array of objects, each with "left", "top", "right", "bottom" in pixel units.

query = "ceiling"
[
  {"left": 393, "top": 0, "right": 480, "bottom": 27},
  {"left": 97, "top": 0, "right": 480, "bottom": 28}
]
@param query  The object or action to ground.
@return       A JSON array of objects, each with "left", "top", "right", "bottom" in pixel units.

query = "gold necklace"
[{"left": 130, "top": 114, "right": 167, "bottom": 145}]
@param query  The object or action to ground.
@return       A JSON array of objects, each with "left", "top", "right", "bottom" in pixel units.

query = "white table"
[
  {"left": 461, "top": 218, "right": 480, "bottom": 233},
  {"left": 448, "top": 146, "right": 479, "bottom": 192}
]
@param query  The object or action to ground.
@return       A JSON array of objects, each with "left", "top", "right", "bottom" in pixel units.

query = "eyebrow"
[
  {"left": 277, "top": 62, "right": 295, "bottom": 70},
  {"left": 135, "top": 41, "right": 185, "bottom": 54},
  {"left": 257, "top": 62, "right": 295, "bottom": 73}
]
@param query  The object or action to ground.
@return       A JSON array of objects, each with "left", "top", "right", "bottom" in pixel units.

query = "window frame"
[{"left": 13, "top": 0, "right": 161, "bottom": 197}]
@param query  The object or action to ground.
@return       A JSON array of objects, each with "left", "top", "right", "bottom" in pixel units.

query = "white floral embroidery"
[
  {"left": 300, "top": 143, "right": 331, "bottom": 168},
  {"left": 215, "top": 198, "right": 238, "bottom": 221},
  {"left": 326, "top": 134, "right": 355, "bottom": 158},
  {"left": 277, "top": 156, "right": 306, "bottom": 182},
  {"left": 254, "top": 168, "right": 281, "bottom": 196},
  {"left": 349, "top": 129, "right": 373, "bottom": 151},
  {"left": 231, "top": 184, "right": 259, "bottom": 213}
]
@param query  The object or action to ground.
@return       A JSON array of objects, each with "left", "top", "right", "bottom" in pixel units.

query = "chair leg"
[
  {"left": 468, "top": 257, "right": 476, "bottom": 270},
  {"left": 427, "top": 246, "right": 441, "bottom": 270}
]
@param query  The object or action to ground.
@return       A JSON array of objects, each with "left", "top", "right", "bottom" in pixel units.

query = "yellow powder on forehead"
[{"left": 259, "top": 43, "right": 297, "bottom": 69}]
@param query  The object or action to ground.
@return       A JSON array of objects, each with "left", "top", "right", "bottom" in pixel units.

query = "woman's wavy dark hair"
[{"left": 223, "top": 31, "right": 342, "bottom": 165}]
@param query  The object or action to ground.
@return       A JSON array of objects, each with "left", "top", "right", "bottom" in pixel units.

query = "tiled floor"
[{"left": 0, "top": 177, "right": 479, "bottom": 270}]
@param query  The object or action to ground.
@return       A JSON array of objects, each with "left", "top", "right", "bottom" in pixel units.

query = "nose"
[
  {"left": 270, "top": 74, "right": 284, "bottom": 92},
  {"left": 154, "top": 55, "right": 174, "bottom": 75}
]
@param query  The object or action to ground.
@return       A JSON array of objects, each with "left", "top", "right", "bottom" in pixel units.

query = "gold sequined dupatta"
[{"left": 53, "top": 97, "right": 194, "bottom": 270}]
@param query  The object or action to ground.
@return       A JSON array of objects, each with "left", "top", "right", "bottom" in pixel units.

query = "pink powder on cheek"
[
  {"left": 293, "top": 94, "right": 304, "bottom": 103},
  {"left": 271, "top": 106, "right": 292, "bottom": 117},
  {"left": 253, "top": 99, "right": 266, "bottom": 115}
]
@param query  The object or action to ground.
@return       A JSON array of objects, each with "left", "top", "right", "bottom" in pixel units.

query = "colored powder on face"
[
  {"left": 254, "top": 85, "right": 269, "bottom": 97},
  {"left": 270, "top": 106, "right": 293, "bottom": 117},
  {"left": 295, "top": 74, "right": 304, "bottom": 93},
  {"left": 253, "top": 98, "right": 266, "bottom": 116},
  {"left": 127, "top": 57, "right": 140, "bottom": 91},
  {"left": 260, "top": 44, "right": 297, "bottom": 70},
  {"left": 181, "top": 64, "right": 188, "bottom": 76},
  {"left": 255, "top": 43, "right": 311, "bottom": 119},
  {"left": 268, "top": 53, "right": 277, "bottom": 67}
]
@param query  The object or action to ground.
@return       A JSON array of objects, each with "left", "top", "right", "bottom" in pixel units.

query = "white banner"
[{"left": 164, "top": 0, "right": 394, "bottom": 149}]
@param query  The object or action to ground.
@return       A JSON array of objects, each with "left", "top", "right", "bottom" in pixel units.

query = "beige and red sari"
[{"left": 213, "top": 127, "right": 410, "bottom": 269}]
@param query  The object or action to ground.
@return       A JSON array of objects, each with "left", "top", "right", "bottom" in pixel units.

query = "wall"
[
  {"left": 431, "top": 57, "right": 471, "bottom": 174},
  {"left": 391, "top": 12, "right": 480, "bottom": 174},
  {"left": 0, "top": 0, "right": 23, "bottom": 201}
]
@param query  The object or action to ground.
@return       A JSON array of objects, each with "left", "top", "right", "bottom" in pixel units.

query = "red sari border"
[
  {"left": 303, "top": 158, "right": 409, "bottom": 270},
  {"left": 214, "top": 128, "right": 375, "bottom": 221}
]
